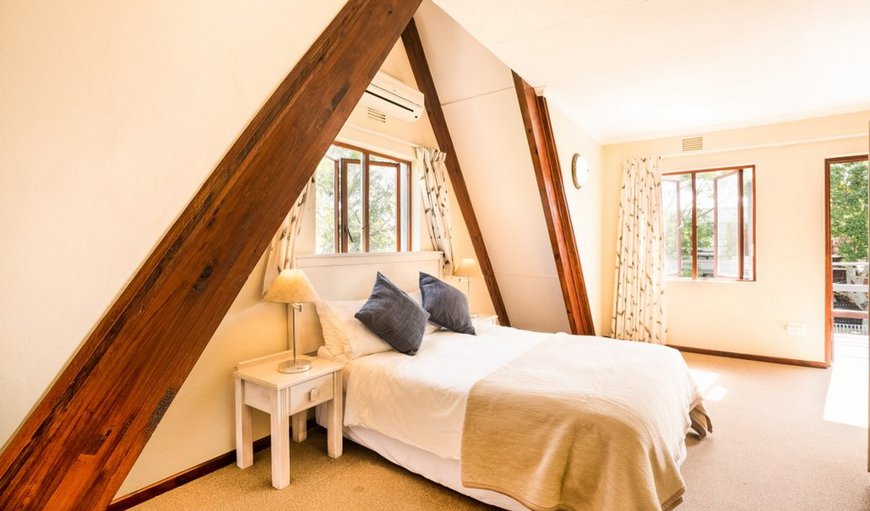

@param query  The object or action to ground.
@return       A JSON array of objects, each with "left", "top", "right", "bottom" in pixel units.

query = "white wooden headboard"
[{"left": 294, "top": 251, "right": 442, "bottom": 353}]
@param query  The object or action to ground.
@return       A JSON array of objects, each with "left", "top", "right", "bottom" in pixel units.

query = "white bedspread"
[{"left": 343, "top": 324, "right": 549, "bottom": 460}]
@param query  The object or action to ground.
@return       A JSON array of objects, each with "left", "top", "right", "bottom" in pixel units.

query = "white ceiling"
[{"left": 432, "top": 0, "right": 870, "bottom": 143}]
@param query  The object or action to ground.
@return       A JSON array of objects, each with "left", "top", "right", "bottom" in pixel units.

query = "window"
[
  {"left": 314, "top": 143, "right": 411, "bottom": 254},
  {"left": 661, "top": 166, "right": 755, "bottom": 280}
]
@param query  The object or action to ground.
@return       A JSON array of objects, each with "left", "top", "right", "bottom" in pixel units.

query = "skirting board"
[
  {"left": 668, "top": 344, "right": 829, "bottom": 369},
  {"left": 108, "top": 435, "right": 273, "bottom": 511}
]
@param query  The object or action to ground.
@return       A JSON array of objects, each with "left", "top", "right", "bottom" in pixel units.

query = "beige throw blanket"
[{"left": 461, "top": 334, "right": 711, "bottom": 511}]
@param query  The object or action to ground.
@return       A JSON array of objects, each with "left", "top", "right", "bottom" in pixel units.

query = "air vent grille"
[
  {"left": 367, "top": 107, "right": 387, "bottom": 123},
  {"left": 682, "top": 136, "right": 703, "bottom": 152}
]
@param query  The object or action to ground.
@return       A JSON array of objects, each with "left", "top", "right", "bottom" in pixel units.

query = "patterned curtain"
[
  {"left": 262, "top": 177, "right": 314, "bottom": 296},
  {"left": 611, "top": 157, "right": 667, "bottom": 344},
  {"left": 416, "top": 147, "right": 454, "bottom": 275}
]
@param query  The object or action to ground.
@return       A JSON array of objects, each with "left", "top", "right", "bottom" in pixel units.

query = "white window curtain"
[
  {"left": 611, "top": 157, "right": 667, "bottom": 344},
  {"left": 262, "top": 177, "right": 314, "bottom": 296},
  {"left": 416, "top": 147, "right": 454, "bottom": 275}
]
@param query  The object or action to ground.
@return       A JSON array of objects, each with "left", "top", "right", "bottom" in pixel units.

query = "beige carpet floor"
[{"left": 133, "top": 352, "right": 870, "bottom": 511}]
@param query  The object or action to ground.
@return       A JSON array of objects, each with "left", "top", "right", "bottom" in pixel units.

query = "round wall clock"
[{"left": 571, "top": 153, "right": 589, "bottom": 189}]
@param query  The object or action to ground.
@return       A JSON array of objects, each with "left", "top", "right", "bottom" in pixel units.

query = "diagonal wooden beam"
[
  {"left": 0, "top": 1, "right": 421, "bottom": 508},
  {"left": 401, "top": 19, "right": 511, "bottom": 326},
  {"left": 512, "top": 73, "right": 595, "bottom": 335}
]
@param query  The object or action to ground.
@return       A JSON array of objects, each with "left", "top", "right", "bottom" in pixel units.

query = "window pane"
[
  {"left": 662, "top": 167, "right": 755, "bottom": 281},
  {"left": 695, "top": 173, "right": 715, "bottom": 278},
  {"left": 343, "top": 160, "right": 364, "bottom": 253},
  {"left": 662, "top": 179, "right": 680, "bottom": 276},
  {"left": 678, "top": 175, "right": 694, "bottom": 278},
  {"left": 368, "top": 163, "right": 399, "bottom": 252},
  {"left": 369, "top": 153, "right": 395, "bottom": 163},
  {"left": 400, "top": 162, "right": 410, "bottom": 251},
  {"left": 743, "top": 168, "right": 754, "bottom": 279},
  {"left": 319, "top": 144, "right": 409, "bottom": 255},
  {"left": 328, "top": 144, "right": 360, "bottom": 161},
  {"left": 714, "top": 172, "right": 740, "bottom": 278},
  {"left": 314, "top": 156, "right": 337, "bottom": 254}
]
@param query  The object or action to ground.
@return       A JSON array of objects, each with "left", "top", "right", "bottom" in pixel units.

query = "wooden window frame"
[
  {"left": 662, "top": 165, "right": 757, "bottom": 281},
  {"left": 329, "top": 142, "right": 411, "bottom": 254}
]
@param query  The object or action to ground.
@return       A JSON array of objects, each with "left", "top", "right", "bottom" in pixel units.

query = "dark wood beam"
[
  {"left": 401, "top": 19, "right": 511, "bottom": 326},
  {"left": 512, "top": 73, "right": 595, "bottom": 335},
  {"left": 0, "top": 1, "right": 421, "bottom": 508}
]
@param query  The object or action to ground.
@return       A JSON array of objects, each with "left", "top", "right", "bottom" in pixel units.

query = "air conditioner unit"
[{"left": 360, "top": 71, "right": 425, "bottom": 122}]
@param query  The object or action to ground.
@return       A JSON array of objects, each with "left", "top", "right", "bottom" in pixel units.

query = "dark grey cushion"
[
  {"left": 419, "top": 272, "right": 475, "bottom": 335},
  {"left": 355, "top": 273, "right": 430, "bottom": 355}
]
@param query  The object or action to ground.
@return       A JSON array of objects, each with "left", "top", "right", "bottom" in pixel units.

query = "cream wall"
[
  {"left": 415, "top": 1, "right": 606, "bottom": 333},
  {"left": 546, "top": 101, "right": 606, "bottom": 334},
  {"left": 0, "top": 0, "right": 500, "bottom": 497},
  {"left": 0, "top": 0, "right": 352, "bottom": 496},
  {"left": 602, "top": 111, "right": 870, "bottom": 362}
]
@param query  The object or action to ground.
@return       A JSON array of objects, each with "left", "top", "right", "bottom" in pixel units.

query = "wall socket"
[{"left": 786, "top": 322, "right": 806, "bottom": 336}]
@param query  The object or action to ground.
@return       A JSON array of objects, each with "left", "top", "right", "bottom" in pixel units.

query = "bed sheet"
[{"left": 342, "top": 324, "right": 550, "bottom": 460}]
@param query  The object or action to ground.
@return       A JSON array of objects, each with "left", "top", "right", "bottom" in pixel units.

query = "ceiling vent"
[
  {"left": 682, "top": 136, "right": 703, "bottom": 152},
  {"left": 366, "top": 107, "right": 387, "bottom": 124}
]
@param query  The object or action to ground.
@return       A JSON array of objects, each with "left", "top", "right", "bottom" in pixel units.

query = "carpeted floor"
[{"left": 133, "top": 353, "right": 870, "bottom": 511}]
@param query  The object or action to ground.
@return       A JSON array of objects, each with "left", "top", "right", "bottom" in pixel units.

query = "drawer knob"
[{"left": 309, "top": 388, "right": 320, "bottom": 401}]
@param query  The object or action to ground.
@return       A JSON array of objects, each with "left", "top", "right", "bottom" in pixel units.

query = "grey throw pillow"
[
  {"left": 355, "top": 273, "right": 430, "bottom": 355},
  {"left": 419, "top": 272, "right": 475, "bottom": 335}
]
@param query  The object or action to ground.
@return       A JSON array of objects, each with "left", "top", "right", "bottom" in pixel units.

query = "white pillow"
[
  {"left": 315, "top": 299, "right": 392, "bottom": 359},
  {"left": 315, "top": 300, "right": 348, "bottom": 357}
]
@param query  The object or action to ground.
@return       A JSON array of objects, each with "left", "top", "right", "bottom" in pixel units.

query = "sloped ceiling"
[{"left": 433, "top": 0, "right": 870, "bottom": 143}]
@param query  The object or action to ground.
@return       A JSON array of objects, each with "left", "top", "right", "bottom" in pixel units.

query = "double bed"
[{"left": 299, "top": 252, "right": 710, "bottom": 511}]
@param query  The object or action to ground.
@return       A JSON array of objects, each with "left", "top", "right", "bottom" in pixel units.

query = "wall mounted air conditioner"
[{"left": 360, "top": 71, "right": 425, "bottom": 122}]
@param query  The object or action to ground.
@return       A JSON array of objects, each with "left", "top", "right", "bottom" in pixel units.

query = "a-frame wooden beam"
[
  {"left": 402, "top": 19, "right": 511, "bottom": 326},
  {"left": 513, "top": 73, "right": 595, "bottom": 335},
  {"left": 0, "top": 1, "right": 421, "bottom": 508}
]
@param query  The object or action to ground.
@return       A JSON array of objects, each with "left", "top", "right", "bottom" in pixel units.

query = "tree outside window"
[
  {"left": 661, "top": 166, "right": 755, "bottom": 281},
  {"left": 314, "top": 144, "right": 411, "bottom": 254}
]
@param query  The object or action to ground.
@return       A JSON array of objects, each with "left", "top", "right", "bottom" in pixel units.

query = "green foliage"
[
  {"left": 314, "top": 145, "right": 403, "bottom": 254},
  {"left": 830, "top": 161, "right": 869, "bottom": 262},
  {"left": 315, "top": 157, "right": 336, "bottom": 254}
]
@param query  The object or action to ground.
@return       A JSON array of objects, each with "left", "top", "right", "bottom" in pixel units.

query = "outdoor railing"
[{"left": 832, "top": 261, "right": 868, "bottom": 336}]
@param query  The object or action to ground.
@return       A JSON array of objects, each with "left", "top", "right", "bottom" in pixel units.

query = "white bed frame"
[{"left": 297, "top": 251, "right": 526, "bottom": 511}]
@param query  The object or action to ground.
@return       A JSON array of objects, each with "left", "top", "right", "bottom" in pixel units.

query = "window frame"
[
  {"left": 662, "top": 164, "right": 757, "bottom": 281},
  {"left": 320, "top": 141, "right": 412, "bottom": 254}
]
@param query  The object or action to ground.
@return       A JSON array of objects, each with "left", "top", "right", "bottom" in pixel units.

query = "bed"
[{"left": 298, "top": 252, "right": 710, "bottom": 511}]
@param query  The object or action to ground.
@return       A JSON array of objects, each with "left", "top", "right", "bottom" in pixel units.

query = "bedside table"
[
  {"left": 234, "top": 352, "right": 343, "bottom": 489},
  {"left": 472, "top": 314, "right": 499, "bottom": 328}
]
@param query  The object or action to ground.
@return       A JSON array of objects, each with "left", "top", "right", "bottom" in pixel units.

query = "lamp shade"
[
  {"left": 263, "top": 268, "right": 319, "bottom": 304},
  {"left": 453, "top": 258, "right": 483, "bottom": 278}
]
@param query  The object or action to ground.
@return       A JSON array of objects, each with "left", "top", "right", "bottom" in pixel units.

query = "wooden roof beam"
[
  {"left": 402, "top": 19, "right": 511, "bottom": 326},
  {"left": 513, "top": 73, "right": 595, "bottom": 335}
]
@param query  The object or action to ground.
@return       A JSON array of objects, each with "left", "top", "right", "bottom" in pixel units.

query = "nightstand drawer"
[{"left": 288, "top": 374, "right": 334, "bottom": 414}]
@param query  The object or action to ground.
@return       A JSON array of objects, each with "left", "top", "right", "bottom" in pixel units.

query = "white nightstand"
[
  {"left": 234, "top": 352, "right": 343, "bottom": 489},
  {"left": 472, "top": 314, "right": 499, "bottom": 328}
]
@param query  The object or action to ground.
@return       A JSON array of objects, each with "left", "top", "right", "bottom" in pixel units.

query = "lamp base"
[{"left": 278, "top": 359, "right": 312, "bottom": 374}]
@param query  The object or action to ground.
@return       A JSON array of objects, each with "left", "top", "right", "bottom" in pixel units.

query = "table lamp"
[
  {"left": 264, "top": 268, "right": 319, "bottom": 373},
  {"left": 453, "top": 257, "right": 483, "bottom": 313}
]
